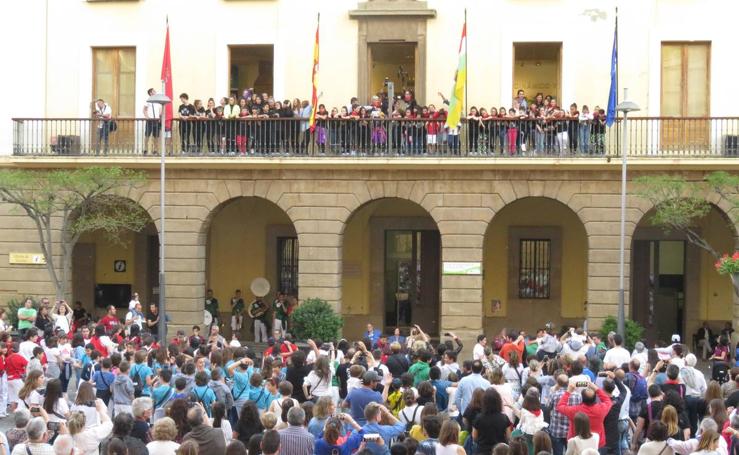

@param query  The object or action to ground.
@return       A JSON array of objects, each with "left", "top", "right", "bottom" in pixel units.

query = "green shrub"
[
  {"left": 599, "top": 315, "right": 645, "bottom": 350},
  {"left": 290, "top": 298, "right": 343, "bottom": 342},
  {"left": 5, "top": 296, "right": 39, "bottom": 329}
]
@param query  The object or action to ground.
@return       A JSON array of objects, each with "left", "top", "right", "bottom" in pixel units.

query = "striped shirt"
[{"left": 278, "top": 425, "right": 315, "bottom": 455}]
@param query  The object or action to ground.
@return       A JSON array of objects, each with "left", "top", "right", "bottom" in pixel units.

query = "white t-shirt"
[
  {"left": 399, "top": 403, "right": 422, "bottom": 425},
  {"left": 19, "top": 390, "right": 43, "bottom": 409},
  {"left": 125, "top": 311, "right": 144, "bottom": 333},
  {"left": 473, "top": 343, "right": 486, "bottom": 361},
  {"left": 70, "top": 404, "right": 99, "bottom": 428},
  {"left": 146, "top": 441, "right": 180, "bottom": 455},
  {"left": 303, "top": 370, "right": 332, "bottom": 397},
  {"left": 52, "top": 313, "right": 72, "bottom": 333},
  {"left": 19, "top": 340, "right": 39, "bottom": 360},
  {"left": 603, "top": 346, "right": 631, "bottom": 368},
  {"left": 47, "top": 398, "right": 70, "bottom": 422}
]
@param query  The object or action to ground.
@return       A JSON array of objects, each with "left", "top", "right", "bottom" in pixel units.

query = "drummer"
[{"left": 248, "top": 278, "right": 271, "bottom": 343}]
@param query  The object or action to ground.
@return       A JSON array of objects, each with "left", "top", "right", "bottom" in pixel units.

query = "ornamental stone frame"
[{"left": 349, "top": 0, "right": 436, "bottom": 105}]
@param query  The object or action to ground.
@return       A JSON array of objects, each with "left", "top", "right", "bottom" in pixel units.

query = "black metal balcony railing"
[{"left": 11, "top": 117, "right": 739, "bottom": 158}]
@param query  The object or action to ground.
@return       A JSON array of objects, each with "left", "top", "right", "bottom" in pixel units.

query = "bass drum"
[{"left": 203, "top": 310, "right": 213, "bottom": 326}]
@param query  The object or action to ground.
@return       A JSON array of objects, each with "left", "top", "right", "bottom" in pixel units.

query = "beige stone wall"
[{"left": 2, "top": 166, "right": 737, "bottom": 353}]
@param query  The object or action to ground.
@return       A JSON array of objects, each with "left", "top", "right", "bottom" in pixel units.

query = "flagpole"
[
  {"left": 464, "top": 8, "right": 467, "bottom": 120},
  {"left": 615, "top": 8, "right": 620, "bottom": 159}
]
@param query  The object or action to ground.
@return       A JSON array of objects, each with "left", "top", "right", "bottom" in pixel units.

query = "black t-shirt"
[
  {"left": 473, "top": 412, "right": 511, "bottom": 454},
  {"left": 286, "top": 365, "right": 312, "bottom": 402},
  {"left": 639, "top": 400, "right": 664, "bottom": 424},
  {"left": 726, "top": 390, "right": 739, "bottom": 409},
  {"left": 336, "top": 361, "right": 351, "bottom": 399},
  {"left": 179, "top": 103, "right": 195, "bottom": 117},
  {"left": 386, "top": 353, "right": 410, "bottom": 378}
]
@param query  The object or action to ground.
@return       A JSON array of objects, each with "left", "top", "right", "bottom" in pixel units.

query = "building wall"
[
  {"left": 4, "top": 0, "right": 739, "bottom": 153},
  {"left": 2, "top": 165, "right": 735, "bottom": 347}
]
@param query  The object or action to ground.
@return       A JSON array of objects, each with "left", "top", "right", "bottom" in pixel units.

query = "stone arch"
[
  {"left": 72, "top": 195, "right": 159, "bottom": 318},
  {"left": 204, "top": 195, "right": 298, "bottom": 340},
  {"left": 482, "top": 196, "right": 589, "bottom": 334},
  {"left": 341, "top": 196, "right": 442, "bottom": 337},
  {"left": 631, "top": 202, "right": 738, "bottom": 345}
]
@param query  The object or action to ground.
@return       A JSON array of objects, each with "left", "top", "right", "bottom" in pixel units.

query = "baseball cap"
[{"left": 363, "top": 370, "right": 381, "bottom": 384}]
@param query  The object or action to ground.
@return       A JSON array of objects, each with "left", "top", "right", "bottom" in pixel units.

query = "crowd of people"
[
  {"left": 0, "top": 294, "right": 737, "bottom": 455},
  {"left": 132, "top": 88, "right": 610, "bottom": 157}
]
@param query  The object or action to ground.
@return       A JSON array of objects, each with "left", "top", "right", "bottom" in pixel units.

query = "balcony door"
[
  {"left": 661, "top": 42, "right": 710, "bottom": 151},
  {"left": 92, "top": 47, "right": 136, "bottom": 151}
]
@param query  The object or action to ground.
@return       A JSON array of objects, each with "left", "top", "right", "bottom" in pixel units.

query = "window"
[
  {"left": 92, "top": 47, "right": 136, "bottom": 117},
  {"left": 518, "top": 239, "right": 551, "bottom": 299},
  {"left": 277, "top": 237, "right": 299, "bottom": 296}
]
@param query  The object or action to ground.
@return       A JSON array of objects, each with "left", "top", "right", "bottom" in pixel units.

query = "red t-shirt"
[
  {"left": 500, "top": 340, "right": 524, "bottom": 363},
  {"left": 99, "top": 315, "right": 120, "bottom": 333},
  {"left": 5, "top": 353, "right": 28, "bottom": 380}
]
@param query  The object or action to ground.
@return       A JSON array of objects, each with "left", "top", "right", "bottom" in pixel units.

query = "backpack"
[
  {"left": 626, "top": 371, "right": 648, "bottom": 401},
  {"left": 81, "top": 361, "right": 94, "bottom": 382},
  {"left": 401, "top": 405, "right": 420, "bottom": 432},
  {"left": 132, "top": 366, "right": 145, "bottom": 398}
]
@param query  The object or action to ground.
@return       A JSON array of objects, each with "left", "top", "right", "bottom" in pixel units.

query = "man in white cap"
[{"left": 654, "top": 334, "right": 685, "bottom": 368}]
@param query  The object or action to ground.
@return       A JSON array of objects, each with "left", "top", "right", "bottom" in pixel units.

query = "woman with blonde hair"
[
  {"left": 689, "top": 429, "right": 721, "bottom": 455},
  {"left": 487, "top": 368, "right": 515, "bottom": 422},
  {"left": 660, "top": 405, "right": 689, "bottom": 441},
  {"left": 67, "top": 400, "right": 114, "bottom": 455},
  {"left": 146, "top": 416, "right": 181, "bottom": 455},
  {"left": 17, "top": 369, "right": 44, "bottom": 410},
  {"left": 437, "top": 420, "right": 465, "bottom": 455}
]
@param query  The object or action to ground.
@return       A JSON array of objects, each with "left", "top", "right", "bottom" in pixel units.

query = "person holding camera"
[
  {"left": 358, "top": 402, "right": 405, "bottom": 455},
  {"left": 93, "top": 98, "right": 113, "bottom": 155}
]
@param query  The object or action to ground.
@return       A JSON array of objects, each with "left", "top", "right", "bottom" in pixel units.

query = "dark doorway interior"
[
  {"left": 632, "top": 240, "right": 686, "bottom": 345},
  {"left": 384, "top": 229, "right": 440, "bottom": 335}
]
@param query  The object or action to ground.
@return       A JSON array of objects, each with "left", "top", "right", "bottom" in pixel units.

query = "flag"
[
  {"left": 161, "top": 19, "right": 173, "bottom": 131},
  {"left": 445, "top": 20, "right": 466, "bottom": 130},
  {"left": 309, "top": 14, "right": 320, "bottom": 132},
  {"left": 605, "top": 13, "right": 618, "bottom": 127}
]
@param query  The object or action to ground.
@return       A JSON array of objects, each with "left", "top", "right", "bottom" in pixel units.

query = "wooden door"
[
  {"left": 92, "top": 47, "right": 136, "bottom": 152},
  {"left": 72, "top": 243, "right": 96, "bottom": 314},
  {"left": 661, "top": 43, "right": 710, "bottom": 152},
  {"left": 417, "top": 230, "right": 440, "bottom": 335}
]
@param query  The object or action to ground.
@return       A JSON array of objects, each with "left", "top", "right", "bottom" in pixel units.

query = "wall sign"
[
  {"left": 9, "top": 253, "right": 46, "bottom": 265},
  {"left": 442, "top": 262, "right": 482, "bottom": 275},
  {"left": 113, "top": 260, "right": 127, "bottom": 273}
]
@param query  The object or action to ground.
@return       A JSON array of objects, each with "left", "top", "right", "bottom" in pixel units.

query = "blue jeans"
[
  {"left": 552, "top": 436, "right": 567, "bottom": 455},
  {"left": 579, "top": 124, "right": 591, "bottom": 154}
]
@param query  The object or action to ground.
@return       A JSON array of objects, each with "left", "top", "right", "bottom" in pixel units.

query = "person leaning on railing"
[{"left": 93, "top": 98, "right": 112, "bottom": 155}]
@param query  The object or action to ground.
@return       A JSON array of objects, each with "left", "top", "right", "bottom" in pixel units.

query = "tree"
[
  {"left": 634, "top": 171, "right": 739, "bottom": 296},
  {"left": 290, "top": 298, "right": 344, "bottom": 341},
  {"left": 0, "top": 167, "right": 150, "bottom": 300}
]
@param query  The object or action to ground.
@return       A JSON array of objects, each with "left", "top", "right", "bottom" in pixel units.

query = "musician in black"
[{"left": 248, "top": 297, "right": 269, "bottom": 343}]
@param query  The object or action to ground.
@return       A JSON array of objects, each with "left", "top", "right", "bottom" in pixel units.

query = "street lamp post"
[
  {"left": 147, "top": 86, "right": 171, "bottom": 343},
  {"left": 616, "top": 88, "right": 640, "bottom": 338}
]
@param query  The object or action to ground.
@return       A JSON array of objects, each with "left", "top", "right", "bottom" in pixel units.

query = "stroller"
[{"left": 712, "top": 361, "right": 731, "bottom": 384}]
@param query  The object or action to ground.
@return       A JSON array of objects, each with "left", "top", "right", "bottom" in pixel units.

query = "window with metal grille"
[
  {"left": 277, "top": 237, "right": 299, "bottom": 296},
  {"left": 518, "top": 239, "right": 551, "bottom": 299}
]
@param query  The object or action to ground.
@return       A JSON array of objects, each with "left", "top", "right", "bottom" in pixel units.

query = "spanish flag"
[
  {"left": 445, "top": 20, "right": 467, "bottom": 130},
  {"left": 309, "top": 14, "right": 320, "bottom": 132}
]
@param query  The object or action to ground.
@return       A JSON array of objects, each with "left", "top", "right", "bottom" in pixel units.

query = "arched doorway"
[
  {"left": 483, "top": 197, "right": 588, "bottom": 334},
  {"left": 342, "top": 197, "right": 441, "bottom": 338},
  {"left": 631, "top": 205, "right": 736, "bottom": 345},
  {"left": 72, "top": 200, "right": 158, "bottom": 319},
  {"left": 206, "top": 197, "right": 297, "bottom": 340}
]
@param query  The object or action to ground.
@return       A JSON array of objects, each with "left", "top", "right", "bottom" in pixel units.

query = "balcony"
[{"left": 10, "top": 117, "right": 739, "bottom": 159}]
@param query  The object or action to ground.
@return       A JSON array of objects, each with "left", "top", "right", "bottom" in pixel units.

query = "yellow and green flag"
[{"left": 445, "top": 21, "right": 467, "bottom": 129}]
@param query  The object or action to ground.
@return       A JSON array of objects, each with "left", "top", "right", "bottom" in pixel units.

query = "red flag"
[
  {"left": 161, "top": 19, "right": 173, "bottom": 131},
  {"left": 309, "top": 14, "right": 319, "bottom": 132}
]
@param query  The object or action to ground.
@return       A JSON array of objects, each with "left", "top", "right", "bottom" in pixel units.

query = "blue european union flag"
[{"left": 606, "top": 27, "right": 618, "bottom": 127}]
